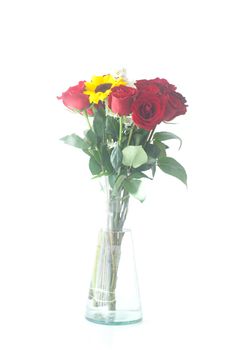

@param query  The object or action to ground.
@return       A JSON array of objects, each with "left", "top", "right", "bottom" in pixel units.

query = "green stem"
[
  {"left": 83, "top": 109, "right": 105, "bottom": 173},
  {"left": 84, "top": 111, "right": 92, "bottom": 130},
  {"left": 119, "top": 117, "right": 123, "bottom": 145},
  {"left": 83, "top": 109, "right": 93, "bottom": 130},
  {"left": 89, "top": 184, "right": 130, "bottom": 311},
  {"left": 127, "top": 125, "right": 135, "bottom": 146},
  {"left": 145, "top": 127, "right": 155, "bottom": 145}
]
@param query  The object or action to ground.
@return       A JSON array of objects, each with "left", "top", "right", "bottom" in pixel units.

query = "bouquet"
[{"left": 58, "top": 70, "right": 188, "bottom": 324}]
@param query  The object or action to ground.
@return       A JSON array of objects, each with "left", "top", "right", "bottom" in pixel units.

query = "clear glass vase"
[{"left": 85, "top": 178, "right": 142, "bottom": 325}]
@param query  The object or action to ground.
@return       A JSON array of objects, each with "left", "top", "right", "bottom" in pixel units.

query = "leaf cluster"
[{"left": 61, "top": 109, "right": 187, "bottom": 201}]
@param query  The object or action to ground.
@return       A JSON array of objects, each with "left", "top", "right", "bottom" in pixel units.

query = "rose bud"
[{"left": 108, "top": 85, "right": 137, "bottom": 116}]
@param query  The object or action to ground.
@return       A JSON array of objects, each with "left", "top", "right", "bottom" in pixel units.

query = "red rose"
[
  {"left": 108, "top": 85, "right": 137, "bottom": 116},
  {"left": 132, "top": 92, "right": 167, "bottom": 131},
  {"left": 164, "top": 91, "right": 187, "bottom": 121},
  {"left": 135, "top": 78, "right": 176, "bottom": 93},
  {"left": 57, "top": 81, "right": 90, "bottom": 111},
  {"left": 135, "top": 78, "right": 187, "bottom": 121}
]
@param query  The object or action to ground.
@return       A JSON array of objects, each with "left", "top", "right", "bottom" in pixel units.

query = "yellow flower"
[{"left": 84, "top": 74, "right": 126, "bottom": 104}]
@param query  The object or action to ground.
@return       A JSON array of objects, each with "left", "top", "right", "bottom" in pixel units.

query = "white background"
[{"left": 0, "top": 0, "right": 233, "bottom": 349}]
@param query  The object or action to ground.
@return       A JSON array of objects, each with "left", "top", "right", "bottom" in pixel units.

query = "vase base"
[{"left": 85, "top": 310, "right": 142, "bottom": 326}]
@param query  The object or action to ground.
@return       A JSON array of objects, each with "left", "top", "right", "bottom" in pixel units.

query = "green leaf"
[
  {"left": 106, "top": 117, "right": 119, "bottom": 140},
  {"left": 135, "top": 144, "right": 158, "bottom": 172},
  {"left": 129, "top": 171, "right": 152, "bottom": 180},
  {"left": 91, "top": 149, "right": 101, "bottom": 164},
  {"left": 113, "top": 174, "right": 127, "bottom": 194},
  {"left": 153, "top": 131, "right": 182, "bottom": 149},
  {"left": 110, "top": 144, "right": 123, "bottom": 172},
  {"left": 94, "top": 108, "right": 105, "bottom": 117},
  {"left": 60, "top": 134, "right": 88, "bottom": 149},
  {"left": 84, "top": 129, "right": 97, "bottom": 147},
  {"left": 91, "top": 171, "right": 108, "bottom": 179},
  {"left": 153, "top": 141, "right": 167, "bottom": 158},
  {"left": 133, "top": 129, "right": 149, "bottom": 146},
  {"left": 108, "top": 174, "right": 117, "bottom": 188},
  {"left": 93, "top": 113, "right": 105, "bottom": 139},
  {"left": 152, "top": 163, "right": 156, "bottom": 177},
  {"left": 137, "top": 163, "right": 153, "bottom": 171},
  {"left": 157, "top": 157, "right": 187, "bottom": 185},
  {"left": 100, "top": 145, "right": 113, "bottom": 174},
  {"left": 145, "top": 143, "right": 161, "bottom": 159},
  {"left": 89, "top": 157, "right": 102, "bottom": 175},
  {"left": 122, "top": 145, "right": 148, "bottom": 168},
  {"left": 123, "top": 179, "right": 145, "bottom": 202}
]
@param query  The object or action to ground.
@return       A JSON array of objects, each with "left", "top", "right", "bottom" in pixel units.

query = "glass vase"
[{"left": 85, "top": 178, "right": 142, "bottom": 325}]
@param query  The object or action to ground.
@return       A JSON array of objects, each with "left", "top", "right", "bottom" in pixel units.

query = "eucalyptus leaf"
[
  {"left": 157, "top": 157, "right": 187, "bottom": 185},
  {"left": 122, "top": 145, "right": 148, "bottom": 168},
  {"left": 135, "top": 144, "right": 158, "bottom": 172}
]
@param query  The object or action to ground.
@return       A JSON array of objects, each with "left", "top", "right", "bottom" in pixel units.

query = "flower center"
[
  {"left": 95, "top": 83, "right": 112, "bottom": 93},
  {"left": 140, "top": 103, "right": 155, "bottom": 119}
]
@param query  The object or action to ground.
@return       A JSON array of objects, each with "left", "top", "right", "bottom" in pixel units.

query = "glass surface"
[{"left": 85, "top": 228, "right": 142, "bottom": 325}]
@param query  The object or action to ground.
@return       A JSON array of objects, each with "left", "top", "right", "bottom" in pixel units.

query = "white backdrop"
[{"left": 0, "top": 0, "right": 233, "bottom": 349}]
